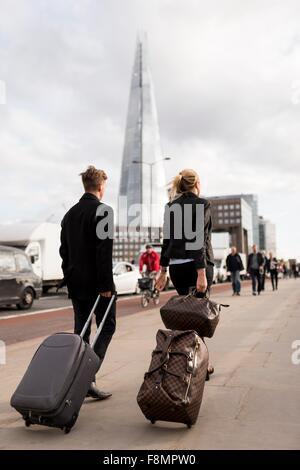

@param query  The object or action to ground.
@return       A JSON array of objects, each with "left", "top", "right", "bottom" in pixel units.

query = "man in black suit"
[
  {"left": 60, "top": 166, "right": 116, "bottom": 400},
  {"left": 247, "top": 244, "right": 264, "bottom": 296},
  {"left": 226, "top": 246, "right": 244, "bottom": 296}
]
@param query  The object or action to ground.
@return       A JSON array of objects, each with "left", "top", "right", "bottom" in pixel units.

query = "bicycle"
[{"left": 138, "top": 274, "right": 160, "bottom": 308}]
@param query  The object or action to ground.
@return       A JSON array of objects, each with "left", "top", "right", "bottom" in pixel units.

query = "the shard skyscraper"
[{"left": 118, "top": 33, "right": 168, "bottom": 232}]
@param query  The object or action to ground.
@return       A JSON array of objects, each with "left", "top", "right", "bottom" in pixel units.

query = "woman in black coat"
[
  {"left": 266, "top": 252, "right": 279, "bottom": 291},
  {"left": 155, "top": 168, "right": 215, "bottom": 376}
]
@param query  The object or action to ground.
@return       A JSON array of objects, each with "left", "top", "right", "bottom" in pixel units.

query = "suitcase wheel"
[
  {"left": 25, "top": 419, "right": 31, "bottom": 428},
  {"left": 186, "top": 423, "right": 192, "bottom": 429},
  {"left": 63, "top": 413, "right": 78, "bottom": 434},
  {"left": 150, "top": 419, "right": 156, "bottom": 425}
]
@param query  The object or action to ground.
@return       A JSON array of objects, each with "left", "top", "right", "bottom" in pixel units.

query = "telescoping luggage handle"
[{"left": 80, "top": 294, "right": 116, "bottom": 350}]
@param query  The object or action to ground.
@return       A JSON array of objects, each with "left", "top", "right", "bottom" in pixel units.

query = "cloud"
[{"left": 0, "top": 0, "right": 300, "bottom": 258}]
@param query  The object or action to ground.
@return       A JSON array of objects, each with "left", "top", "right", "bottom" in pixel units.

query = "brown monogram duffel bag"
[
  {"left": 137, "top": 329, "right": 208, "bottom": 427},
  {"left": 160, "top": 291, "right": 229, "bottom": 338}
]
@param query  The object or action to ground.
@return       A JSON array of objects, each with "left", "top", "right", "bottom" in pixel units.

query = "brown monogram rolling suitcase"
[{"left": 137, "top": 329, "right": 208, "bottom": 427}]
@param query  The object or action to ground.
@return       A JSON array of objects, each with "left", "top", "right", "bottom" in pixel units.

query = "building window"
[
  {"left": 224, "top": 211, "right": 229, "bottom": 216},
  {"left": 230, "top": 211, "right": 235, "bottom": 217},
  {"left": 224, "top": 205, "right": 228, "bottom": 209},
  {"left": 224, "top": 219, "right": 229, "bottom": 224},
  {"left": 218, "top": 219, "right": 223, "bottom": 224},
  {"left": 236, "top": 218, "right": 240, "bottom": 223},
  {"left": 230, "top": 204, "right": 234, "bottom": 209}
]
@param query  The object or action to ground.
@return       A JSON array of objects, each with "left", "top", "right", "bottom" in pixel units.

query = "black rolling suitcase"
[{"left": 10, "top": 294, "right": 115, "bottom": 434}]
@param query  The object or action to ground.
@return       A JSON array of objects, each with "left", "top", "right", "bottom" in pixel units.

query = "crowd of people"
[{"left": 225, "top": 245, "right": 298, "bottom": 296}]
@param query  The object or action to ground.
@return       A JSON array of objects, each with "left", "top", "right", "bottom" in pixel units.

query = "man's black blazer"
[{"left": 59, "top": 193, "right": 114, "bottom": 300}]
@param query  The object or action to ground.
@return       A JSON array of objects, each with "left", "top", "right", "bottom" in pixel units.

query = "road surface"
[{"left": 0, "top": 282, "right": 240, "bottom": 345}]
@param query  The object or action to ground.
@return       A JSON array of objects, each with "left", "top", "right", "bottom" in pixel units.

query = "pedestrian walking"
[
  {"left": 60, "top": 166, "right": 116, "bottom": 400},
  {"left": 226, "top": 246, "right": 244, "bottom": 296},
  {"left": 266, "top": 252, "right": 279, "bottom": 291},
  {"left": 282, "top": 262, "right": 288, "bottom": 279},
  {"left": 260, "top": 250, "right": 268, "bottom": 291},
  {"left": 291, "top": 263, "right": 298, "bottom": 279},
  {"left": 155, "top": 168, "right": 215, "bottom": 377},
  {"left": 247, "top": 244, "right": 264, "bottom": 296}
]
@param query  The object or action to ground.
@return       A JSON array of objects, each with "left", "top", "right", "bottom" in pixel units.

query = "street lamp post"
[{"left": 132, "top": 157, "right": 171, "bottom": 242}]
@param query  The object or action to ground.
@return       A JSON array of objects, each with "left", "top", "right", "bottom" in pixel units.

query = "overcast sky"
[{"left": 0, "top": 0, "right": 300, "bottom": 259}]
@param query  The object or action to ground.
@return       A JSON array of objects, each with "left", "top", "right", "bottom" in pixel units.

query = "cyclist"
[{"left": 139, "top": 244, "right": 160, "bottom": 289}]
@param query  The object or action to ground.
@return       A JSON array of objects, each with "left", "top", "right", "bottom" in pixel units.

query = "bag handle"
[
  {"left": 186, "top": 287, "right": 230, "bottom": 308},
  {"left": 146, "top": 331, "right": 175, "bottom": 376},
  {"left": 184, "top": 287, "right": 209, "bottom": 300}
]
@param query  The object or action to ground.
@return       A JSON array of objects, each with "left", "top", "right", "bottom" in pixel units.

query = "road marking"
[
  {"left": 0, "top": 293, "right": 153, "bottom": 320},
  {"left": 40, "top": 295, "right": 65, "bottom": 300},
  {"left": 0, "top": 306, "right": 72, "bottom": 320}
]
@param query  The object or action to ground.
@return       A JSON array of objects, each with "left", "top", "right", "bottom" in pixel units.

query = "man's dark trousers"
[
  {"left": 250, "top": 269, "right": 262, "bottom": 294},
  {"left": 72, "top": 295, "right": 116, "bottom": 368}
]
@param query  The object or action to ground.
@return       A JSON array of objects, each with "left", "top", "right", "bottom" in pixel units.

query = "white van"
[{"left": 0, "top": 223, "right": 63, "bottom": 293}]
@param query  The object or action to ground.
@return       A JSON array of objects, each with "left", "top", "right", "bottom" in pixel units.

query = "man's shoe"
[
  {"left": 86, "top": 383, "right": 112, "bottom": 400},
  {"left": 252, "top": 292, "right": 257, "bottom": 296},
  {"left": 232, "top": 292, "right": 236, "bottom": 296},
  {"left": 237, "top": 292, "right": 240, "bottom": 296}
]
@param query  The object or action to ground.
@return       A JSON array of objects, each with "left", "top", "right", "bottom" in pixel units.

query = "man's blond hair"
[{"left": 80, "top": 165, "right": 107, "bottom": 192}]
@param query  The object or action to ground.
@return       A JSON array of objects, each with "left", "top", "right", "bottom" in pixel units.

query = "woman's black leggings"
[
  {"left": 270, "top": 269, "right": 278, "bottom": 290},
  {"left": 169, "top": 261, "right": 214, "bottom": 296}
]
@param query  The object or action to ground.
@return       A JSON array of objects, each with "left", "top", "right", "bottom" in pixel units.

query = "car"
[
  {"left": 113, "top": 261, "right": 141, "bottom": 295},
  {"left": 0, "top": 245, "right": 42, "bottom": 310}
]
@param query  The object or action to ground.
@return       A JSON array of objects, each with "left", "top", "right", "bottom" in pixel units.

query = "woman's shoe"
[{"left": 206, "top": 365, "right": 215, "bottom": 381}]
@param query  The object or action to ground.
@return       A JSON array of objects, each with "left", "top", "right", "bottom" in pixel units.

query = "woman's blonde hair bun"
[{"left": 169, "top": 169, "right": 199, "bottom": 200}]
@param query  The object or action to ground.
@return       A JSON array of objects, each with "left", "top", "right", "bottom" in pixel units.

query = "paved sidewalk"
[{"left": 1, "top": 280, "right": 300, "bottom": 450}]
